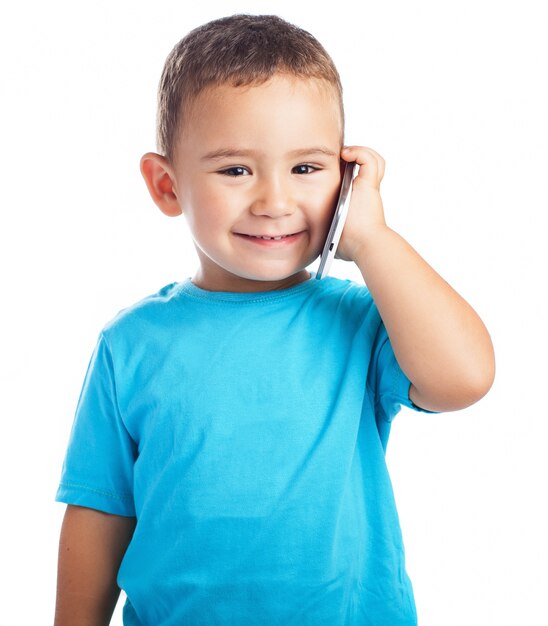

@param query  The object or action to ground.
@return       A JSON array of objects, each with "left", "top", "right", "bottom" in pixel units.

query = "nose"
[{"left": 249, "top": 174, "right": 295, "bottom": 218}]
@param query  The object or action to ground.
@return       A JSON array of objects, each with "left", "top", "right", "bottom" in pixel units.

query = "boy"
[{"left": 54, "top": 14, "right": 495, "bottom": 626}]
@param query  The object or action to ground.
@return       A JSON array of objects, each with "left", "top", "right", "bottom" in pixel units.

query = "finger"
[
  {"left": 341, "top": 146, "right": 385, "bottom": 187},
  {"left": 364, "top": 147, "right": 385, "bottom": 181},
  {"left": 343, "top": 146, "right": 385, "bottom": 180}
]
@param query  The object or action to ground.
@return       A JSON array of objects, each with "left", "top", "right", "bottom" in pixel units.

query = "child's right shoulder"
[{"left": 101, "top": 281, "right": 183, "bottom": 336}]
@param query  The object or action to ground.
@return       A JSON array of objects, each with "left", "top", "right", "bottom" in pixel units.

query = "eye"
[
  {"left": 219, "top": 166, "right": 250, "bottom": 177},
  {"left": 292, "top": 164, "right": 319, "bottom": 175}
]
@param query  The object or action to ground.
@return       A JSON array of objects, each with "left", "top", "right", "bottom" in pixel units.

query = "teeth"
[{"left": 253, "top": 235, "right": 288, "bottom": 240}]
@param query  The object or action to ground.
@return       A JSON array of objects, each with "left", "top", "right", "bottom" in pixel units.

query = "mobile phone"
[{"left": 316, "top": 161, "right": 358, "bottom": 279}]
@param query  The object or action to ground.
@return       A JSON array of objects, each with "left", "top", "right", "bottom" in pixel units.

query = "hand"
[{"left": 336, "top": 145, "right": 388, "bottom": 263}]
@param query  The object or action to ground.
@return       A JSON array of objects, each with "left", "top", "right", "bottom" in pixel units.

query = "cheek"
[
  {"left": 308, "top": 183, "right": 342, "bottom": 249},
  {"left": 316, "top": 184, "right": 340, "bottom": 227},
  {"left": 184, "top": 186, "right": 226, "bottom": 235}
]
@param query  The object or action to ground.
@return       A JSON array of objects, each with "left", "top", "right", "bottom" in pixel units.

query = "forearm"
[
  {"left": 54, "top": 505, "right": 136, "bottom": 626},
  {"left": 354, "top": 225, "right": 495, "bottom": 411}
]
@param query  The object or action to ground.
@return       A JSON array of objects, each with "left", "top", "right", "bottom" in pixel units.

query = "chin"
[
  {"left": 240, "top": 266, "right": 306, "bottom": 282},
  {"left": 242, "top": 255, "right": 317, "bottom": 279}
]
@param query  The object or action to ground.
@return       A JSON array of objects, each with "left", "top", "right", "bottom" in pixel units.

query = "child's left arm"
[{"left": 338, "top": 146, "right": 495, "bottom": 412}]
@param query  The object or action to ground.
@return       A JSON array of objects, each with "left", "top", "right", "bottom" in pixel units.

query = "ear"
[{"left": 140, "top": 152, "right": 182, "bottom": 217}]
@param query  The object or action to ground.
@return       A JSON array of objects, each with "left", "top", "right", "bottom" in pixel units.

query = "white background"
[{"left": 1, "top": 0, "right": 547, "bottom": 624}]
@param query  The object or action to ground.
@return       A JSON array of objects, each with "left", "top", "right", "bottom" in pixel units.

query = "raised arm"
[
  {"left": 54, "top": 505, "right": 136, "bottom": 626},
  {"left": 338, "top": 146, "right": 495, "bottom": 412}
]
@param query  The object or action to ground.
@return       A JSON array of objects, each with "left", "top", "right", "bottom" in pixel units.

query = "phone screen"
[{"left": 316, "top": 161, "right": 357, "bottom": 279}]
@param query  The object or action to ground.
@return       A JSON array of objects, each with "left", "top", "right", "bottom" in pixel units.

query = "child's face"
[{"left": 171, "top": 74, "right": 343, "bottom": 292}]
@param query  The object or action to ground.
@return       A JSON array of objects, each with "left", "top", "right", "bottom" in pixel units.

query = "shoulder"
[
  {"left": 101, "top": 282, "right": 184, "bottom": 338},
  {"left": 315, "top": 275, "right": 370, "bottom": 299},
  {"left": 313, "top": 276, "right": 379, "bottom": 318}
]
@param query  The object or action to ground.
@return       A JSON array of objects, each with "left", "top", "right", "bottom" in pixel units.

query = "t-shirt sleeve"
[
  {"left": 369, "top": 321, "right": 437, "bottom": 424},
  {"left": 55, "top": 332, "right": 137, "bottom": 516}
]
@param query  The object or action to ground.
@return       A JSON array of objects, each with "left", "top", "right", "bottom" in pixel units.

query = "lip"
[{"left": 234, "top": 231, "right": 305, "bottom": 247}]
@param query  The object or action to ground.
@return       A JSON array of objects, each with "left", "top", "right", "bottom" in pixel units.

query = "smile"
[
  {"left": 235, "top": 231, "right": 305, "bottom": 246},
  {"left": 248, "top": 234, "right": 294, "bottom": 240}
]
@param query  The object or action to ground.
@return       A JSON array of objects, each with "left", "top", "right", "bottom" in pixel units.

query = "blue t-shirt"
[{"left": 56, "top": 274, "right": 423, "bottom": 625}]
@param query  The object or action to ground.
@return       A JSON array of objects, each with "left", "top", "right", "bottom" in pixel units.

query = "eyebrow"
[{"left": 201, "top": 146, "right": 338, "bottom": 161}]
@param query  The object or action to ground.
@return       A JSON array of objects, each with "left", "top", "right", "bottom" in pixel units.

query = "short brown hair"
[{"left": 156, "top": 14, "right": 344, "bottom": 161}]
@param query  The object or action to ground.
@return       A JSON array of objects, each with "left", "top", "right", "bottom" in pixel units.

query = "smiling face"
[{"left": 169, "top": 74, "right": 344, "bottom": 292}]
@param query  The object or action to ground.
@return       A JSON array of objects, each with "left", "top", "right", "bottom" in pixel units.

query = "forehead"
[{"left": 178, "top": 75, "right": 343, "bottom": 153}]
